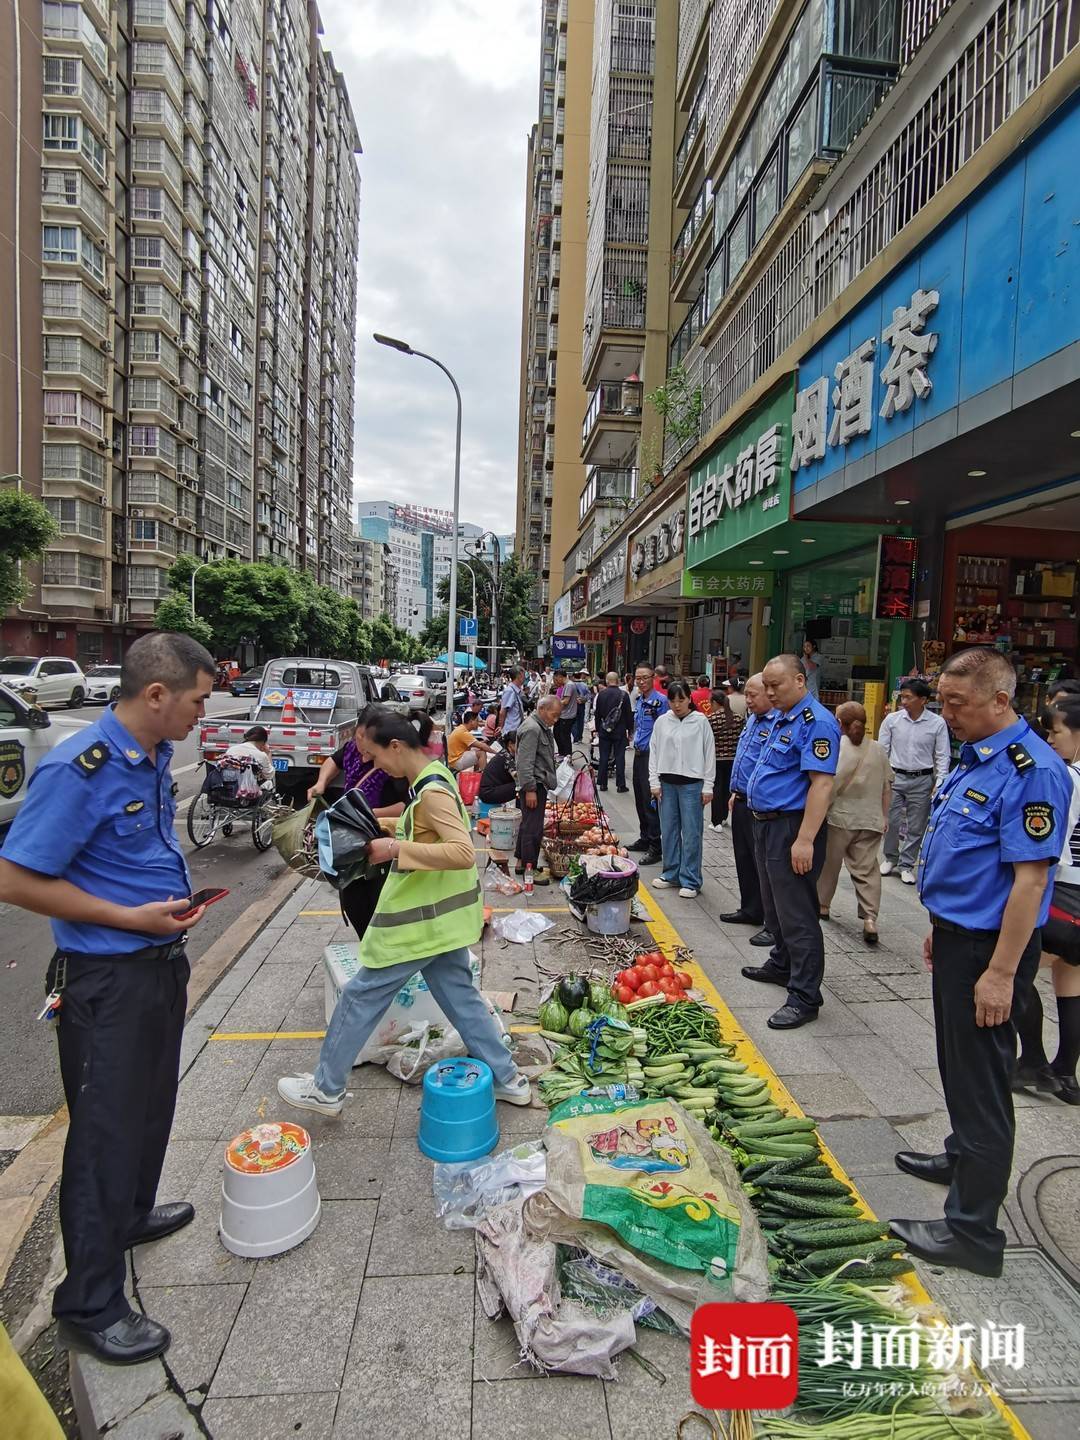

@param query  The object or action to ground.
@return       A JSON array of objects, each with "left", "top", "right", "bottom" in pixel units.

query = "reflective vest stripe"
[{"left": 368, "top": 879, "right": 482, "bottom": 930}]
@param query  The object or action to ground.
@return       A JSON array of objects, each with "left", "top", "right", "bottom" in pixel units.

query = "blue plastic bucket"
[{"left": 418, "top": 1057, "right": 499, "bottom": 1163}]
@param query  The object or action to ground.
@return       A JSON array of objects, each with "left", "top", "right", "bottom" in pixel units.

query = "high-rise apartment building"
[
  {"left": 350, "top": 530, "right": 390, "bottom": 622},
  {"left": 516, "top": 0, "right": 676, "bottom": 640},
  {"left": 0, "top": 0, "right": 360, "bottom": 663}
]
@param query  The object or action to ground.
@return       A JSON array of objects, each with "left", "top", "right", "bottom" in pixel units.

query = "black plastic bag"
[
  {"left": 314, "top": 789, "right": 388, "bottom": 891},
  {"left": 569, "top": 864, "right": 639, "bottom": 906}
]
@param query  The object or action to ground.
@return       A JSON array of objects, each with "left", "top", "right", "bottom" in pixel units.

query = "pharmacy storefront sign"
[
  {"left": 681, "top": 570, "right": 774, "bottom": 599},
  {"left": 685, "top": 380, "right": 794, "bottom": 570}
]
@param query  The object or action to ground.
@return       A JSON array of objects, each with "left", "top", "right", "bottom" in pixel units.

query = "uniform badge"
[
  {"left": 812, "top": 738, "right": 832, "bottom": 760},
  {"left": 123, "top": 800, "right": 145, "bottom": 814},
  {"left": 125, "top": 747, "right": 140, "bottom": 760},
  {"left": 74, "top": 742, "right": 109, "bottom": 775},
  {"left": 778, "top": 732, "right": 792, "bottom": 745},
  {"left": 0, "top": 739, "right": 25, "bottom": 799},
  {"left": 1023, "top": 802, "right": 1055, "bottom": 840},
  {"left": 963, "top": 787, "right": 989, "bottom": 804},
  {"left": 978, "top": 745, "right": 994, "bottom": 755},
  {"left": 1008, "top": 743, "right": 1036, "bottom": 772}
]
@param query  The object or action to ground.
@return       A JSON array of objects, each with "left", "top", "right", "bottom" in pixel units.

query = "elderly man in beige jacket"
[{"left": 817, "top": 701, "right": 892, "bottom": 945}]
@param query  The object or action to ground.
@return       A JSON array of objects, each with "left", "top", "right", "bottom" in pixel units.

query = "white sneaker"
[
  {"left": 493, "top": 1073, "right": 532, "bottom": 1106},
  {"left": 277, "top": 1073, "right": 346, "bottom": 1115},
  {"left": 652, "top": 876, "right": 674, "bottom": 889},
  {"left": 678, "top": 887, "right": 699, "bottom": 899},
  {"left": 710, "top": 822, "right": 725, "bottom": 832},
  {"left": 879, "top": 859, "right": 896, "bottom": 876},
  {"left": 900, "top": 868, "right": 916, "bottom": 885}
]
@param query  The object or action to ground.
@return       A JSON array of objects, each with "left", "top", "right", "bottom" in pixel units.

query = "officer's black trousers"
[
  {"left": 52, "top": 950, "right": 189, "bottom": 1329},
  {"left": 933, "top": 924, "right": 1039, "bottom": 1258},
  {"left": 632, "top": 750, "right": 661, "bottom": 848},
  {"left": 753, "top": 811, "right": 827, "bottom": 1014},
  {"left": 731, "top": 796, "right": 763, "bottom": 923}
]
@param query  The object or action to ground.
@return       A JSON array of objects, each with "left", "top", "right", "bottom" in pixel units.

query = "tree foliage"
[
  {"left": 153, "top": 593, "right": 215, "bottom": 649},
  {"left": 369, "top": 612, "right": 426, "bottom": 665},
  {"left": 421, "top": 553, "right": 536, "bottom": 660},
  {"left": 0, "top": 487, "right": 57, "bottom": 608}
]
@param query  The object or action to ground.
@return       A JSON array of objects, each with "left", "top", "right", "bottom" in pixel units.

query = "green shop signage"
[
  {"left": 680, "top": 570, "right": 774, "bottom": 598},
  {"left": 685, "top": 380, "right": 794, "bottom": 568}
]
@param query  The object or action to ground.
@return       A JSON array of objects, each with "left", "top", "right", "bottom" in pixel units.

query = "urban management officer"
[
  {"left": 0, "top": 632, "right": 216, "bottom": 1364},
  {"left": 719, "top": 672, "right": 774, "bottom": 947},
  {"left": 741, "top": 653, "right": 840, "bottom": 1029},
  {"left": 890, "top": 646, "right": 1071, "bottom": 1276}
]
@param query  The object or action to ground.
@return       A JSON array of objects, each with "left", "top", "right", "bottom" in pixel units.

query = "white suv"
[{"left": 0, "top": 656, "right": 86, "bottom": 709}]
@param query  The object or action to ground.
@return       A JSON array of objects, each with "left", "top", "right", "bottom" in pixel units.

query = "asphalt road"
[{"left": 0, "top": 692, "right": 281, "bottom": 1118}]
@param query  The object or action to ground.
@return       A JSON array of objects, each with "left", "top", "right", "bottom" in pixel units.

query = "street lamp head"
[{"left": 373, "top": 332, "right": 413, "bottom": 355}]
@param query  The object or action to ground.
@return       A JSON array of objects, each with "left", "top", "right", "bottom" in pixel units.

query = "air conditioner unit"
[{"left": 102, "top": 339, "right": 112, "bottom": 353}]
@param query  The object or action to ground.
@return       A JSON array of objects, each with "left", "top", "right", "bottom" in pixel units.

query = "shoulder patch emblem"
[
  {"left": 802, "top": 707, "right": 815, "bottom": 723},
  {"left": 1007, "top": 743, "right": 1036, "bottom": 772},
  {"left": 1023, "top": 801, "right": 1055, "bottom": 840},
  {"left": 123, "top": 799, "right": 145, "bottom": 814},
  {"left": 812, "top": 737, "right": 833, "bottom": 761},
  {"left": 74, "top": 741, "right": 109, "bottom": 775},
  {"left": 963, "top": 787, "right": 989, "bottom": 804}
]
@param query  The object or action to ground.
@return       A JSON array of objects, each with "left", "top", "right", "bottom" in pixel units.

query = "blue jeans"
[
  {"left": 315, "top": 945, "right": 516, "bottom": 1096},
  {"left": 659, "top": 781, "right": 704, "bottom": 891}
]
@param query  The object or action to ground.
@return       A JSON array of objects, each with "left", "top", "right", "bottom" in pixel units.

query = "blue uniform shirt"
[
  {"left": 731, "top": 709, "right": 777, "bottom": 794},
  {"left": 633, "top": 689, "right": 670, "bottom": 751},
  {"left": 746, "top": 696, "right": 840, "bottom": 812},
  {"left": 917, "top": 716, "right": 1070, "bottom": 930},
  {"left": 1, "top": 706, "right": 190, "bottom": 953}
]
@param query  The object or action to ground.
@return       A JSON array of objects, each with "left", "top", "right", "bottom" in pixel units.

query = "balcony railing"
[
  {"left": 579, "top": 466, "right": 637, "bottom": 524},
  {"left": 672, "top": 179, "right": 713, "bottom": 278},
  {"left": 581, "top": 380, "right": 643, "bottom": 447},
  {"left": 675, "top": 77, "right": 708, "bottom": 182}
]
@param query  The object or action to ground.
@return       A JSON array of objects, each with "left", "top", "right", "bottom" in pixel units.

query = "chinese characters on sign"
[
  {"left": 629, "top": 506, "right": 685, "bottom": 581},
  {"left": 691, "top": 1304, "right": 799, "bottom": 1411},
  {"left": 688, "top": 424, "right": 783, "bottom": 541},
  {"left": 791, "top": 289, "right": 940, "bottom": 472},
  {"left": 874, "top": 535, "right": 919, "bottom": 621},
  {"left": 681, "top": 570, "right": 774, "bottom": 598}
]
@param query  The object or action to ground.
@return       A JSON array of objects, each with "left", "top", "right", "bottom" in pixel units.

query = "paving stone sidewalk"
[{"left": 72, "top": 798, "right": 1080, "bottom": 1439}]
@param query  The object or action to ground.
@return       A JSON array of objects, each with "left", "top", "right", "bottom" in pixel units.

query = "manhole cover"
[
  {"left": 913, "top": 1246, "right": 1080, "bottom": 1401},
  {"left": 1017, "top": 1156, "right": 1080, "bottom": 1289}
]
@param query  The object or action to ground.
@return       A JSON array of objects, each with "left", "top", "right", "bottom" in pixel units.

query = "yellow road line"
[
  {"left": 299, "top": 910, "right": 341, "bottom": 916},
  {"left": 634, "top": 884, "right": 1029, "bottom": 1440},
  {"left": 211, "top": 1030, "right": 326, "bottom": 1041}
]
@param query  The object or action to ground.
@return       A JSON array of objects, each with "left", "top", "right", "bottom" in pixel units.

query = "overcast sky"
[{"left": 317, "top": 0, "right": 539, "bottom": 536}]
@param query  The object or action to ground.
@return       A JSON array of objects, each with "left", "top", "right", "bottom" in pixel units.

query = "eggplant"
[{"left": 558, "top": 974, "right": 590, "bottom": 1011}]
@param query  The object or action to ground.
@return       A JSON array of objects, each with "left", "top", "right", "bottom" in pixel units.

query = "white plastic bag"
[
  {"left": 483, "top": 861, "right": 522, "bottom": 896},
  {"left": 492, "top": 911, "right": 556, "bottom": 944},
  {"left": 236, "top": 765, "right": 261, "bottom": 800},
  {"left": 550, "top": 758, "right": 576, "bottom": 801},
  {"left": 433, "top": 1140, "right": 546, "bottom": 1229}
]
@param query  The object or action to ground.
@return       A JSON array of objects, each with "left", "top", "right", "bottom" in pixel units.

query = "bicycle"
[{"left": 186, "top": 759, "right": 284, "bottom": 852}]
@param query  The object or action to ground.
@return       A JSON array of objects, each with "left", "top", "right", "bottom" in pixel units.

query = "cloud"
[{"left": 316, "top": 0, "right": 539, "bottom": 536}]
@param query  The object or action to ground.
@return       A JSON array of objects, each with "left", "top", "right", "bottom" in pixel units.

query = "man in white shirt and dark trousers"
[{"left": 878, "top": 679, "right": 951, "bottom": 883}]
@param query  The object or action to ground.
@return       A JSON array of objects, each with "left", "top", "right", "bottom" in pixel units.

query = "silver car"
[
  {"left": 85, "top": 663, "right": 122, "bottom": 704},
  {"left": 392, "top": 673, "right": 436, "bottom": 713}
]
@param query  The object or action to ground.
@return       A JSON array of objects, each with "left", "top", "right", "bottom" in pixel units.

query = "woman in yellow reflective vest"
[{"left": 278, "top": 709, "right": 531, "bottom": 1112}]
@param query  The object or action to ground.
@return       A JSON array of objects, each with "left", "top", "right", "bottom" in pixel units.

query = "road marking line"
[
  {"left": 633, "top": 884, "right": 1029, "bottom": 1440},
  {"left": 211, "top": 1030, "right": 326, "bottom": 1041}
]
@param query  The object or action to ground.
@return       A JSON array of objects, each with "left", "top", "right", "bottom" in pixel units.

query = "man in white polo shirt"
[{"left": 878, "top": 678, "right": 950, "bottom": 883}]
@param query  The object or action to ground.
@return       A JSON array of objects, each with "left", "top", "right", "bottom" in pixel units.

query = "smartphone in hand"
[{"left": 174, "top": 887, "right": 230, "bottom": 920}]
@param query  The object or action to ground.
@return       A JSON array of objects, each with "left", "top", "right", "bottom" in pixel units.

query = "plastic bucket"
[
  {"left": 586, "top": 897, "right": 632, "bottom": 935},
  {"left": 219, "top": 1121, "right": 321, "bottom": 1258},
  {"left": 418, "top": 1057, "right": 499, "bottom": 1163},
  {"left": 488, "top": 805, "right": 521, "bottom": 852}
]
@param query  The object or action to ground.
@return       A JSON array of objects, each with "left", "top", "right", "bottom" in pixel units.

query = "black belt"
[
  {"left": 930, "top": 915, "right": 998, "bottom": 940},
  {"left": 892, "top": 768, "right": 934, "bottom": 778},
  {"left": 54, "top": 938, "right": 188, "bottom": 964},
  {"left": 751, "top": 809, "right": 802, "bottom": 822}
]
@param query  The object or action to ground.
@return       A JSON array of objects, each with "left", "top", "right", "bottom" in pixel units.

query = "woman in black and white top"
[
  {"left": 648, "top": 680, "right": 715, "bottom": 899},
  {"left": 1013, "top": 699, "right": 1080, "bottom": 1104}
]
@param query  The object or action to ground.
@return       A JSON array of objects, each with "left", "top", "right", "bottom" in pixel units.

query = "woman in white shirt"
[
  {"left": 1013, "top": 700, "right": 1080, "bottom": 1105},
  {"left": 648, "top": 680, "right": 715, "bottom": 898}
]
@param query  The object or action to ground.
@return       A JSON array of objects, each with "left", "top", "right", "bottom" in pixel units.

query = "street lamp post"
[
  {"left": 471, "top": 533, "right": 503, "bottom": 678},
  {"left": 374, "top": 333, "right": 462, "bottom": 715},
  {"left": 190, "top": 559, "right": 211, "bottom": 621}
]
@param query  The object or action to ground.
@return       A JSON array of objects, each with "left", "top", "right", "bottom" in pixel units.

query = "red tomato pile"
[{"left": 611, "top": 949, "right": 694, "bottom": 1006}]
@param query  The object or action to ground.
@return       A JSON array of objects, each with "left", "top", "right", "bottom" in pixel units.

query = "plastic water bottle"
[{"left": 524, "top": 864, "right": 534, "bottom": 894}]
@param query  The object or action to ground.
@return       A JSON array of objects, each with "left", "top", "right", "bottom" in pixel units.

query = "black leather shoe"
[
  {"left": 748, "top": 929, "right": 775, "bottom": 947},
  {"left": 127, "top": 1201, "right": 195, "bottom": 1247},
  {"left": 719, "top": 910, "right": 761, "bottom": 926},
  {"left": 616, "top": 786, "right": 629, "bottom": 793},
  {"left": 627, "top": 839, "right": 650, "bottom": 853},
  {"left": 888, "top": 1217, "right": 1003, "bottom": 1277},
  {"left": 1012, "top": 1063, "right": 1062, "bottom": 1094},
  {"left": 768, "top": 1004, "right": 817, "bottom": 1030},
  {"left": 57, "top": 1311, "right": 171, "bottom": 1366},
  {"left": 639, "top": 850, "right": 663, "bottom": 866},
  {"left": 740, "top": 964, "right": 789, "bottom": 988},
  {"left": 894, "top": 1150, "right": 954, "bottom": 1186},
  {"left": 1056, "top": 1073, "right": 1080, "bottom": 1105}
]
